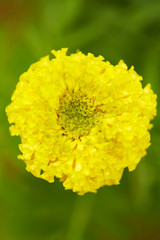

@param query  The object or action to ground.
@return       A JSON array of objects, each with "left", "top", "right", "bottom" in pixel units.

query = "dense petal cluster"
[{"left": 6, "top": 48, "right": 157, "bottom": 195}]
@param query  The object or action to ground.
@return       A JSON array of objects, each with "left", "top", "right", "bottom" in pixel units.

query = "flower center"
[{"left": 57, "top": 91, "right": 98, "bottom": 139}]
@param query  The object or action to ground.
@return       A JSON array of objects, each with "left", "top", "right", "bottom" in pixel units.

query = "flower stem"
[{"left": 67, "top": 194, "right": 96, "bottom": 240}]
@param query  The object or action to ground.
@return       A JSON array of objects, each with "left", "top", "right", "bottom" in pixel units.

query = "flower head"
[{"left": 6, "top": 48, "right": 157, "bottom": 195}]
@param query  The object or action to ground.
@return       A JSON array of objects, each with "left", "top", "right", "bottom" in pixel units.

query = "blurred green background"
[{"left": 0, "top": 0, "right": 160, "bottom": 239}]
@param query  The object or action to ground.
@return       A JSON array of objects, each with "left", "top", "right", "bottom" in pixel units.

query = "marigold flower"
[{"left": 6, "top": 48, "right": 157, "bottom": 195}]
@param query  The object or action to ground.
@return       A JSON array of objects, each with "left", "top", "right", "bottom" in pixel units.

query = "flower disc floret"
[
  {"left": 6, "top": 48, "right": 157, "bottom": 195},
  {"left": 58, "top": 90, "right": 100, "bottom": 139}
]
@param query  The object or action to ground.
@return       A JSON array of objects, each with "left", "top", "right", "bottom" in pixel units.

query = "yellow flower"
[{"left": 6, "top": 48, "right": 157, "bottom": 195}]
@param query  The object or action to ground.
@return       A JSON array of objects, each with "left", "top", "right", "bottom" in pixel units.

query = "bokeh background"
[{"left": 0, "top": 0, "right": 160, "bottom": 239}]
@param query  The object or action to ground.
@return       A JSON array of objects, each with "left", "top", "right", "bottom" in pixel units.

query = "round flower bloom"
[{"left": 6, "top": 48, "right": 157, "bottom": 195}]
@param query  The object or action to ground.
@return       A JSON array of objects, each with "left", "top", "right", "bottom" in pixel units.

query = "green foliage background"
[{"left": 0, "top": 0, "right": 160, "bottom": 239}]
